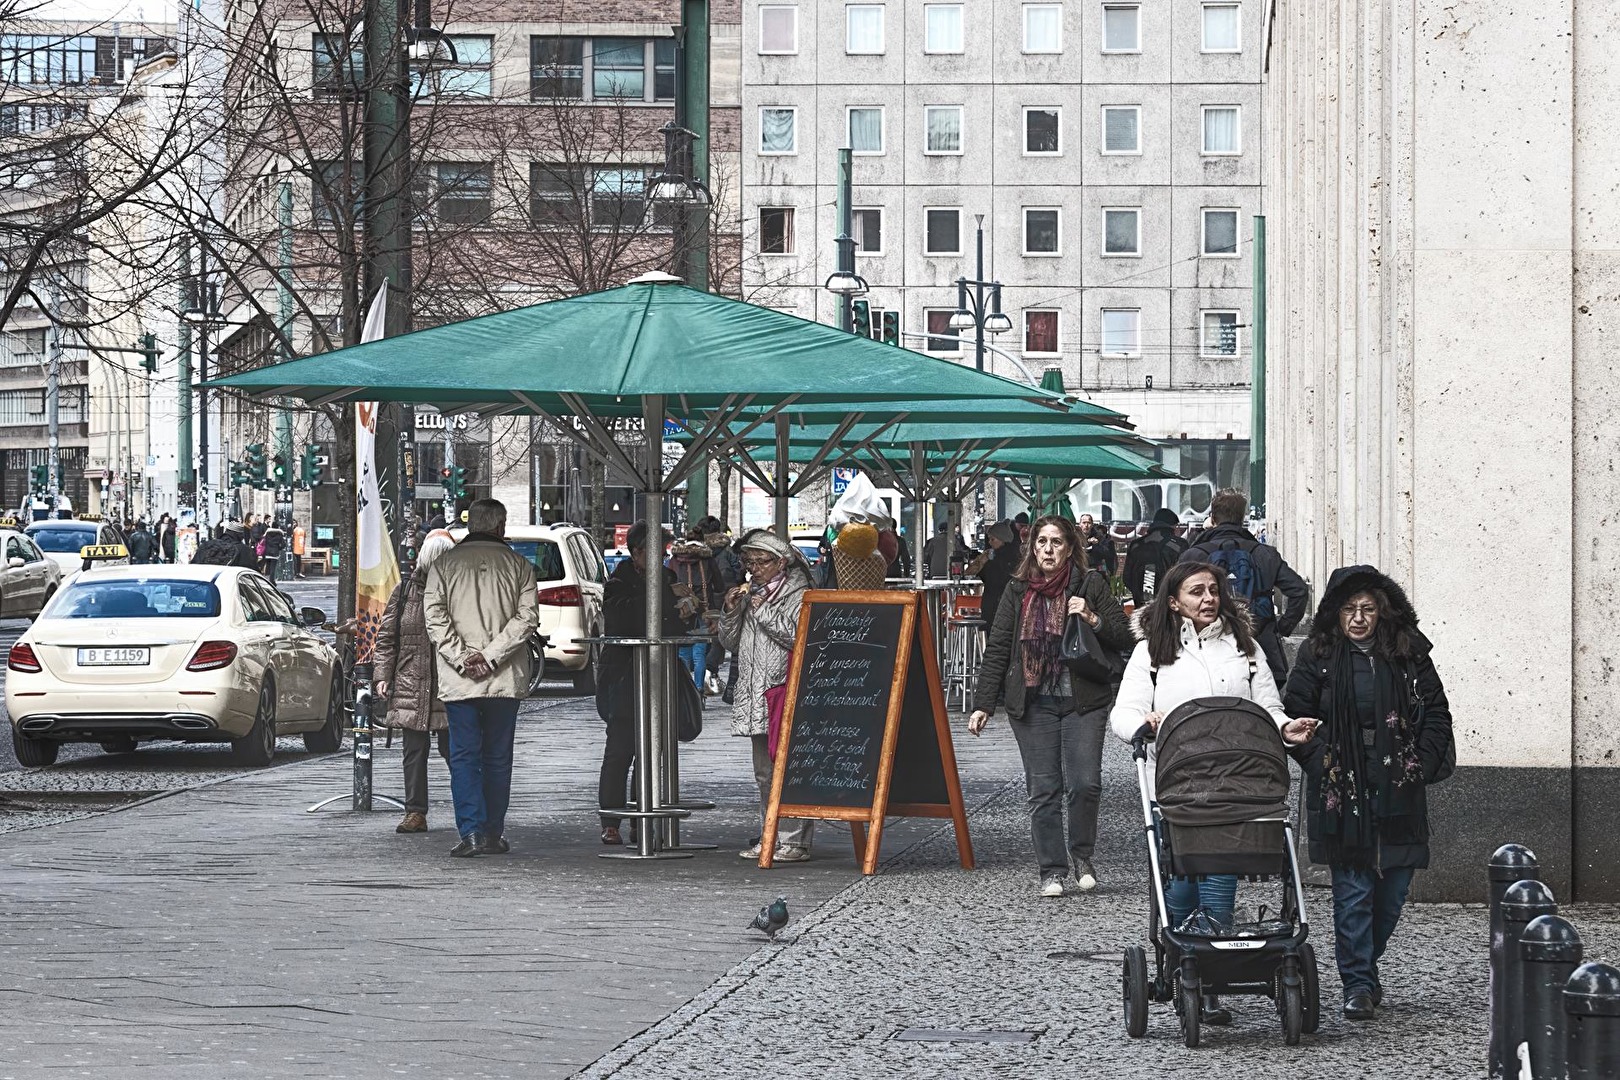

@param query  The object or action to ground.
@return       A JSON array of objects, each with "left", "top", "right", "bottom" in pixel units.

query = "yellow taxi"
[{"left": 6, "top": 561, "right": 344, "bottom": 767}]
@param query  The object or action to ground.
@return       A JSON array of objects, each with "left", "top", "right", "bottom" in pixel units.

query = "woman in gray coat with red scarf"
[
  {"left": 1283, "top": 565, "right": 1454, "bottom": 1023},
  {"left": 968, "top": 515, "right": 1133, "bottom": 898}
]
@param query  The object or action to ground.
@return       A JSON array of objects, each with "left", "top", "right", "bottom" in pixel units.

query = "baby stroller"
[{"left": 1123, "top": 697, "right": 1321, "bottom": 1047}]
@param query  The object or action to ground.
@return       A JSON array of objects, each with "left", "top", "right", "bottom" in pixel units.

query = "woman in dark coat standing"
[
  {"left": 967, "top": 515, "right": 1134, "bottom": 897},
  {"left": 1282, "top": 565, "right": 1454, "bottom": 1022},
  {"left": 374, "top": 529, "right": 457, "bottom": 834}
]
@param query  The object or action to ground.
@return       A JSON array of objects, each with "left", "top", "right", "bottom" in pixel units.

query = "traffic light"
[
  {"left": 229, "top": 461, "right": 248, "bottom": 488},
  {"left": 270, "top": 452, "right": 288, "bottom": 487},
  {"left": 137, "top": 333, "right": 158, "bottom": 372},
  {"left": 29, "top": 463, "right": 48, "bottom": 491},
  {"left": 851, "top": 299, "right": 871, "bottom": 337},
  {"left": 299, "top": 444, "right": 322, "bottom": 488},
  {"left": 880, "top": 310, "right": 900, "bottom": 345},
  {"left": 440, "top": 465, "right": 468, "bottom": 499},
  {"left": 245, "top": 443, "right": 267, "bottom": 488}
]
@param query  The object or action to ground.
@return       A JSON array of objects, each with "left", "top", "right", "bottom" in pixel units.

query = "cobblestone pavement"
[
  {"left": 0, "top": 691, "right": 1014, "bottom": 1080},
  {"left": 579, "top": 737, "right": 1620, "bottom": 1080}
]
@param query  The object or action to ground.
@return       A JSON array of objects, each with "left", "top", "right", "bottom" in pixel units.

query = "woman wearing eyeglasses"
[
  {"left": 1282, "top": 566, "right": 1454, "bottom": 1023},
  {"left": 718, "top": 529, "right": 816, "bottom": 862}
]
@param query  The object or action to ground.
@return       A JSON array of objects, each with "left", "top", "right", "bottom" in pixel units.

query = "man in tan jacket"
[{"left": 423, "top": 498, "right": 539, "bottom": 857}]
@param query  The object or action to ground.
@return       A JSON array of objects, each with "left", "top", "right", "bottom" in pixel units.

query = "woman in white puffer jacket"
[{"left": 1110, "top": 559, "right": 1317, "bottom": 1026}]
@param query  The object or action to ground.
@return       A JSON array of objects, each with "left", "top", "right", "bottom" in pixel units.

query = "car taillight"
[
  {"left": 7, "top": 642, "right": 40, "bottom": 673},
  {"left": 535, "top": 584, "right": 582, "bottom": 606},
  {"left": 187, "top": 641, "right": 238, "bottom": 672}
]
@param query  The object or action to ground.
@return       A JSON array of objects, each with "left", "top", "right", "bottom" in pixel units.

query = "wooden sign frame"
[{"left": 760, "top": 590, "right": 974, "bottom": 875}]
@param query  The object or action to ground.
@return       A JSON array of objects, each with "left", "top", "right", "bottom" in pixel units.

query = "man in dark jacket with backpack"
[
  {"left": 1179, "top": 489, "right": 1308, "bottom": 684},
  {"left": 1122, "top": 508, "right": 1185, "bottom": 606}
]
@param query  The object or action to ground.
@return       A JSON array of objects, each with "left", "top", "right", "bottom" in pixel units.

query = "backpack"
[
  {"left": 1205, "top": 539, "right": 1275, "bottom": 621},
  {"left": 1124, "top": 531, "right": 1185, "bottom": 604}
]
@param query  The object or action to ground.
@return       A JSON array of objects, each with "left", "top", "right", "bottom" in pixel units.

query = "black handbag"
[
  {"left": 674, "top": 669, "right": 703, "bottom": 742},
  {"left": 1061, "top": 613, "right": 1123, "bottom": 683}
]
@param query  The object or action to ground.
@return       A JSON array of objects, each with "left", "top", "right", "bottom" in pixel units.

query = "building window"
[
  {"left": 759, "top": 207, "right": 795, "bottom": 254},
  {"left": 847, "top": 5, "right": 885, "bottom": 54},
  {"left": 415, "top": 35, "right": 493, "bottom": 98},
  {"left": 312, "top": 34, "right": 364, "bottom": 96},
  {"left": 0, "top": 389, "right": 45, "bottom": 426},
  {"left": 1202, "top": 3, "right": 1241, "bottom": 51},
  {"left": 528, "top": 37, "right": 674, "bottom": 102},
  {"left": 417, "top": 162, "right": 492, "bottom": 225},
  {"left": 853, "top": 207, "right": 883, "bottom": 254},
  {"left": 0, "top": 329, "right": 45, "bottom": 366},
  {"left": 924, "top": 105, "right": 962, "bottom": 154},
  {"left": 1023, "top": 4, "right": 1062, "bottom": 52},
  {"left": 529, "top": 163, "right": 584, "bottom": 227},
  {"left": 1024, "top": 310, "right": 1059, "bottom": 355},
  {"left": 1102, "top": 5, "right": 1140, "bottom": 52},
  {"left": 760, "top": 107, "right": 797, "bottom": 153},
  {"left": 1024, "top": 107, "right": 1060, "bottom": 154},
  {"left": 759, "top": 5, "right": 799, "bottom": 53},
  {"left": 1201, "top": 310, "right": 1240, "bottom": 356},
  {"left": 1202, "top": 105, "right": 1241, "bottom": 154},
  {"left": 925, "top": 207, "right": 962, "bottom": 255},
  {"left": 313, "top": 160, "right": 364, "bottom": 226},
  {"left": 924, "top": 309, "right": 959, "bottom": 352},
  {"left": 1103, "top": 207, "right": 1139, "bottom": 255},
  {"left": 1102, "top": 105, "right": 1140, "bottom": 154},
  {"left": 1202, "top": 208, "right": 1239, "bottom": 255},
  {"left": 924, "top": 5, "right": 964, "bottom": 53},
  {"left": 591, "top": 168, "right": 662, "bottom": 230},
  {"left": 0, "top": 102, "right": 79, "bottom": 134},
  {"left": 1101, "top": 308, "right": 1140, "bottom": 356},
  {"left": 1023, "top": 208, "right": 1060, "bottom": 255},
  {"left": 848, "top": 106, "right": 884, "bottom": 154},
  {"left": 530, "top": 37, "right": 583, "bottom": 98}
]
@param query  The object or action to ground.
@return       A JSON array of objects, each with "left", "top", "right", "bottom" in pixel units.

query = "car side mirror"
[
  {"left": 300, "top": 606, "right": 327, "bottom": 627},
  {"left": 6, "top": 556, "right": 22, "bottom": 568}
]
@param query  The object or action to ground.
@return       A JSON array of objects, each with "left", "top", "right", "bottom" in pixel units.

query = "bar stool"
[{"left": 943, "top": 595, "right": 985, "bottom": 711}]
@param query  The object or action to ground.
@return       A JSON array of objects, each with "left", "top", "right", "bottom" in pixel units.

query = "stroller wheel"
[
  {"left": 1123, "top": 946, "right": 1150, "bottom": 1038},
  {"left": 1298, "top": 943, "right": 1321, "bottom": 1035},
  {"left": 1177, "top": 966, "right": 1202, "bottom": 1049},
  {"left": 1281, "top": 979, "right": 1304, "bottom": 1045}
]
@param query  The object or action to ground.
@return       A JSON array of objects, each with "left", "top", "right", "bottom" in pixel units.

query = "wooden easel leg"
[
  {"left": 950, "top": 802, "right": 976, "bottom": 870},
  {"left": 862, "top": 812, "right": 885, "bottom": 875},
  {"left": 851, "top": 821, "right": 868, "bottom": 864}
]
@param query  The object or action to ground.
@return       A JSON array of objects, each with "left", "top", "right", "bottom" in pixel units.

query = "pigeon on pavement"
[{"left": 749, "top": 896, "right": 790, "bottom": 942}]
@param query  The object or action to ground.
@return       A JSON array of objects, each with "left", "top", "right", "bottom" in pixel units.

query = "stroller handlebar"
[{"left": 1130, "top": 722, "right": 1155, "bottom": 762}]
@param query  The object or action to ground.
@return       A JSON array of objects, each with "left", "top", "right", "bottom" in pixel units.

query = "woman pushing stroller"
[{"left": 1110, "top": 560, "right": 1317, "bottom": 1024}]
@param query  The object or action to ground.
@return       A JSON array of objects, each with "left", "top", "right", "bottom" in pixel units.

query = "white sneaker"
[
  {"left": 1040, "top": 877, "right": 1065, "bottom": 898},
  {"left": 774, "top": 845, "right": 811, "bottom": 863},
  {"left": 1072, "top": 858, "right": 1098, "bottom": 892},
  {"left": 739, "top": 841, "right": 763, "bottom": 859}
]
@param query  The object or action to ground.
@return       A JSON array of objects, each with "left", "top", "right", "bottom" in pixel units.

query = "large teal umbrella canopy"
[{"left": 205, "top": 281, "right": 1052, "bottom": 415}]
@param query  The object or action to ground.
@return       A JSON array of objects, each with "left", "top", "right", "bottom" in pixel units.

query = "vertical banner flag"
[{"left": 355, "top": 284, "right": 400, "bottom": 663}]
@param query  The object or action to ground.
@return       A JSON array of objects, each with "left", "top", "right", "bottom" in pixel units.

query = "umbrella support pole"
[{"left": 601, "top": 643, "right": 693, "bottom": 861}]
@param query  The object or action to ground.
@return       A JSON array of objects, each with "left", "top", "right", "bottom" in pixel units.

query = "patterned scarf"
[
  {"left": 1318, "top": 638, "right": 1427, "bottom": 869},
  {"left": 1018, "top": 569, "right": 1070, "bottom": 688}
]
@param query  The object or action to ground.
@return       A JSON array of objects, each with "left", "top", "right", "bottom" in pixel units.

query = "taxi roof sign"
[{"left": 79, "top": 544, "right": 128, "bottom": 561}]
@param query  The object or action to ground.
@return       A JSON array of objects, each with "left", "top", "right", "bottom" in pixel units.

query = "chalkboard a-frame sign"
[{"left": 760, "top": 591, "right": 974, "bottom": 875}]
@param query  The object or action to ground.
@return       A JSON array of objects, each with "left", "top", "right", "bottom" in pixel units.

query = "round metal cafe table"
[{"left": 578, "top": 635, "right": 717, "bottom": 860}]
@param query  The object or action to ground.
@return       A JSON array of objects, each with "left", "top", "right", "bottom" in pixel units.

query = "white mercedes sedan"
[{"left": 6, "top": 564, "right": 344, "bottom": 767}]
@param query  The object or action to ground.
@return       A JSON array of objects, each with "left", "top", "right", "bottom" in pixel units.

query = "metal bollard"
[
  {"left": 1517, "top": 915, "right": 1582, "bottom": 1079},
  {"left": 1564, "top": 962, "right": 1620, "bottom": 1080},
  {"left": 1491, "top": 844, "right": 1541, "bottom": 1079},
  {"left": 1501, "top": 880, "right": 1559, "bottom": 1080}
]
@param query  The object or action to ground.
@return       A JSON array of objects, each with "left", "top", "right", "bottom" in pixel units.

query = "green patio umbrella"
[{"left": 1031, "top": 368, "right": 1077, "bottom": 520}]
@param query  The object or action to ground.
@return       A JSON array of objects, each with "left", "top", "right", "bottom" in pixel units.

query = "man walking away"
[
  {"left": 1178, "top": 489, "right": 1308, "bottom": 684},
  {"left": 1123, "top": 508, "right": 1186, "bottom": 607},
  {"left": 423, "top": 498, "right": 539, "bottom": 857},
  {"left": 127, "top": 520, "right": 155, "bottom": 564}
]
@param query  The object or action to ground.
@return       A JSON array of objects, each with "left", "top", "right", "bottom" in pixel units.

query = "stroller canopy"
[{"left": 1155, "top": 697, "right": 1290, "bottom": 826}]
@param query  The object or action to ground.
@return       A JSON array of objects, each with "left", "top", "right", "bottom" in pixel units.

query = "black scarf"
[{"left": 1318, "top": 638, "right": 1428, "bottom": 869}]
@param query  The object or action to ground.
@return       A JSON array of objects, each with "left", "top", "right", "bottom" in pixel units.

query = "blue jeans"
[
  {"left": 1331, "top": 865, "right": 1414, "bottom": 999},
  {"left": 1165, "top": 875, "right": 1239, "bottom": 930},
  {"left": 678, "top": 642, "right": 708, "bottom": 691},
  {"left": 444, "top": 698, "right": 520, "bottom": 840}
]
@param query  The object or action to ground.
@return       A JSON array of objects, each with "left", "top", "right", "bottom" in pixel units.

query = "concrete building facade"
[
  {"left": 1263, "top": 0, "right": 1619, "bottom": 899},
  {"left": 739, "top": 0, "right": 1263, "bottom": 520}
]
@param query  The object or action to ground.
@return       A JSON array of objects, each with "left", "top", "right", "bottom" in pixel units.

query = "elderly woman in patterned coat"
[{"left": 718, "top": 528, "right": 814, "bottom": 862}]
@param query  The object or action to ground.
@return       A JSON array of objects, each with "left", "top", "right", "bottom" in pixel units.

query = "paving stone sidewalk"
[{"left": 579, "top": 738, "right": 1620, "bottom": 1080}]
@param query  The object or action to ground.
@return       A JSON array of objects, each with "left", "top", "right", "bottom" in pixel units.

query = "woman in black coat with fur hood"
[{"left": 1282, "top": 566, "right": 1454, "bottom": 1023}]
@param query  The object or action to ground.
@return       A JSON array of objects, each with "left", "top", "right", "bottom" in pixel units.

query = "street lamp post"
[
  {"left": 823, "top": 147, "right": 868, "bottom": 327},
  {"left": 946, "top": 214, "right": 1012, "bottom": 539}
]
